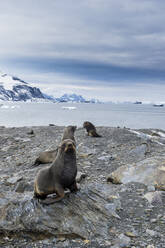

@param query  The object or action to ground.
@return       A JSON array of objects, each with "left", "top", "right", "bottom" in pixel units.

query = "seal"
[
  {"left": 32, "top": 149, "right": 58, "bottom": 167},
  {"left": 61, "top": 125, "right": 77, "bottom": 143},
  {"left": 83, "top": 121, "right": 101, "bottom": 137},
  {"left": 34, "top": 139, "right": 78, "bottom": 204},
  {"left": 32, "top": 125, "right": 77, "bottom": 167}
]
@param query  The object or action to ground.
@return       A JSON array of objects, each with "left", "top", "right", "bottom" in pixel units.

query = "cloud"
[
  {"left": 0, "top": 0, "right": 165, "bottom": 102},
  {"left": 1, "top": 0, "right": 165, "bottom": 69}
]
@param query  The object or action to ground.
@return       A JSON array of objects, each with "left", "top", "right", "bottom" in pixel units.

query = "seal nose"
[{"left": 68, "top": 143, "right": 73, "bottom": 148}]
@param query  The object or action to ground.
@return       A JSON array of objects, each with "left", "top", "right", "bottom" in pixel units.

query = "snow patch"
[
  {"left": 0, "top": 73, "right": 26, "bottom": 91},
  {"left": 62, "top": 106, "right": 77, "bottom": 110}
]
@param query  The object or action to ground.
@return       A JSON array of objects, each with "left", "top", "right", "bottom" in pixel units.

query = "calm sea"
[{"left": 0, "top": 102, "right": 165, "bottom": 130}]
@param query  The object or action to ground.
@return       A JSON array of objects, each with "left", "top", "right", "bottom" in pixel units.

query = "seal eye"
[{"left": 61, "top": 144, "right": 66, "bottom": 150}]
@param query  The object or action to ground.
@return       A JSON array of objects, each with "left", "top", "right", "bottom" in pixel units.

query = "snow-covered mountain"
[
  {"left": 0, "top": 73, "right": 53, "bottom": 101},
  {"left": 56, "top": 94, "right": 101, "bottom": 103},
  {"left": 56, "top": 93, "right": 86, "bottom": 103},
  {"left": 0, "top": 72, "right": 101, "bottom": 103}
]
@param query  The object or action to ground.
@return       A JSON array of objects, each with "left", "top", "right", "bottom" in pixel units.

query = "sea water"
[{"left": 0, "top": 102, "right": 165, "bottom": 130}]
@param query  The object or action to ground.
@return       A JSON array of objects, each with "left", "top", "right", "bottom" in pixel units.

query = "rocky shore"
[{"left": 0, "top": 125, "right": 165, "bottom": 247}]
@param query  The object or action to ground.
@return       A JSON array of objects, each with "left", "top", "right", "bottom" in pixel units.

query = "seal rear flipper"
[
  {"left": 89, "top": 130, "right": 102, "bottom": 137},
  {"left": 31, "top": 159, "right": 41, "bottom": 168},
  {"left": 94, "top": 133, "right": 102, "bottom": 137},
  {"left": 40, "top": 191, "right": 65, "bottom": 205}
]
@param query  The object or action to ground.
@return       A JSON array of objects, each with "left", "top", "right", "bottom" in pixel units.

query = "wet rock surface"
[{"left": 0, "top": 126, "right": 165, "bottom": 247}]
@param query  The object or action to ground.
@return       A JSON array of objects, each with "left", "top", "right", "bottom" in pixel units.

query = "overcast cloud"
[{"left": 0, "top": 0, "right": 165, "bottom": 102}]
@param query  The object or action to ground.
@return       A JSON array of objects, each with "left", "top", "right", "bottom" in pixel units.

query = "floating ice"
[{"left": 62, "top": 106, "right": 77, "bottom": 110}]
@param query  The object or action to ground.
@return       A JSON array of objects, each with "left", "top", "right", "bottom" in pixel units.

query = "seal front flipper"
[{"left": 68, "top": 181, "right": 79, "bottom": 193}]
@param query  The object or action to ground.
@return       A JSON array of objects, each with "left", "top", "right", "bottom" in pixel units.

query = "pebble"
[
  {"left": 125, "top": 231, "right": 137, "bottom": 238},
  {"left": 76, "top": 172, "right": 87, "bottom": 183},
  {"left": 6, "top": 176, "right": 23, "bottom": 185},
  {"left": 42, "top": 239, "right": 50, "bottom": 245},
  {"left": 112, "top": 233, "right": 131, "bottom": 248},
  {"left": 147, "top": 185, "right": 155, "bottom": 192},
  {"left": 97, "top": 155, "right": 114, "bottom": 161},
  {"left": 147, "top": 245, "right": 155, "bottom": 248},
  {"left": 146, "top": 229, "right": 158, "bottom": 237},
  {"left": 150, "top": 218, "right": 157, "bottom": 223}
]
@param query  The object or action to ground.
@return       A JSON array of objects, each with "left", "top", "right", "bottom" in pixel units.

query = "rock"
[
  {"left": 15, "top": 181, "right": 33, "bottom": 193},
  {"left": 79, "top": 153, "right": 92, "bottom": 158},
  {"left": 0, "top": 183, "right": 121, "bottom": 240},
  {"left": 78, "top": 146, "right": 96, "bottom": 156},
  {"left": 107, "top": 175, "right": 122, "bottom": 184},
  {"left": 144, "top": 191, "right": 163, "bottom": 205},
  {"left": 147, "top": 185, "right": 155, "bottom": 192},
  {"left": 27, "top": 130, "right": 34, "bottom": 135},
  {"left": 150, "top": 218, "right": 157, "bottom": 223},
  {"left": 146, "top": 229, "right": 158, "bottom": 237},
  {"left": 76, "top": 172, "right": 87, "bottom": 183},
  {"left": 127, "top": 143, "right": 149, "bottom": 160},
  {"left": 112, "top": 233, "right": 131, "bottom": 248},
  {"left": 125, "top": 231, "right": 137, "bottom": 238},
  {"left": 14, "top": 137, "right": 31, "bottom": 142},
  {"left": 6, "top": 176, "right": 23, "bottom": 185},
  {"left": 107, "top": 156, "right": 165, "bottom": 188},
  {"left": 151, "top": 132, "right": 161, "bottom": 137},
  {"left": 147, "top": 245, "right": 155, "bottom": 248},
  {"left": 97, "top": 155, "right": 114, "bottom": 161}
]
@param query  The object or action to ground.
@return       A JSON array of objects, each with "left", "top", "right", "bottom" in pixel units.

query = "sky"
[{"left": 1, "top": 0, "right": 165, "bottom": 102}]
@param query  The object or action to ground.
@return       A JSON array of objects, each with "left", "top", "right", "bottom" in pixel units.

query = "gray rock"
[
  {"left": 112, "top": 233, "right": 131, "bottom": 248},
  {"left": 15, "top": 181, "right": 33, "bottom": 193},
  {"left": 146, "top": 229, "right": 159, "bottom": 237},
  {"left": 107, "top": 156, "right": 165, "bottom": 187},
  {"left": 76, "top": 172, "right": 87, "bottom": 183},
  {"left": 0, "top": 183, "right": 120, "bottom": 240},
  {"left": 98, "top": 155, "right": 114, "bottom": 161},
  {"left": 147, "top": 185, "right": 155, "bottom": 192},
  {"left": 144, "top": 191, "right": 163, "bottom": 205},
  {"left": 146, "top": 245, "right": 155, "bottom": 248},
  {"left": 6, "top": 176, "right": 23, "bottom": 185}
]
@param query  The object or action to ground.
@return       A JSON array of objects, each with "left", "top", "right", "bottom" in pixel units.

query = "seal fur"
[
  {"left": 33, "top": 149, "right": 58, "bottom": 167},
  {"left": 83, "top": 121, "right": 101, "bottom": 137},
  {"left": 61, "top": 125, "right": 77, "bottom": 143},
  {"left": 34, "top": 139, "right": 78, "bottom": 204}
]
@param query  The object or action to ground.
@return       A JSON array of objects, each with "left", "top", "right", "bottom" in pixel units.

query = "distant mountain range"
[
  {"left": 56, "top": 93, "right": 100, "bottom": 103},
  {"left": 0, "top": 72, "right": 100, "bottom": 103}
]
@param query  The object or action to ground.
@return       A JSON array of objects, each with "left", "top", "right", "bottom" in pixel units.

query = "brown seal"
[
  {"left": 61, "top": 125, "right": 77, "bottom": 143},
  {"left": 32, "top": 149, "right": 58, "bottom": 167},
  {"left": 34, "top": 139, "right": 78, "bottom": 204},
  {"left": 83, "top": 121, "right": 101, "bottom": 137},
  {"left": 32, "top": 125, "right": 77, "bottom": 167}
]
